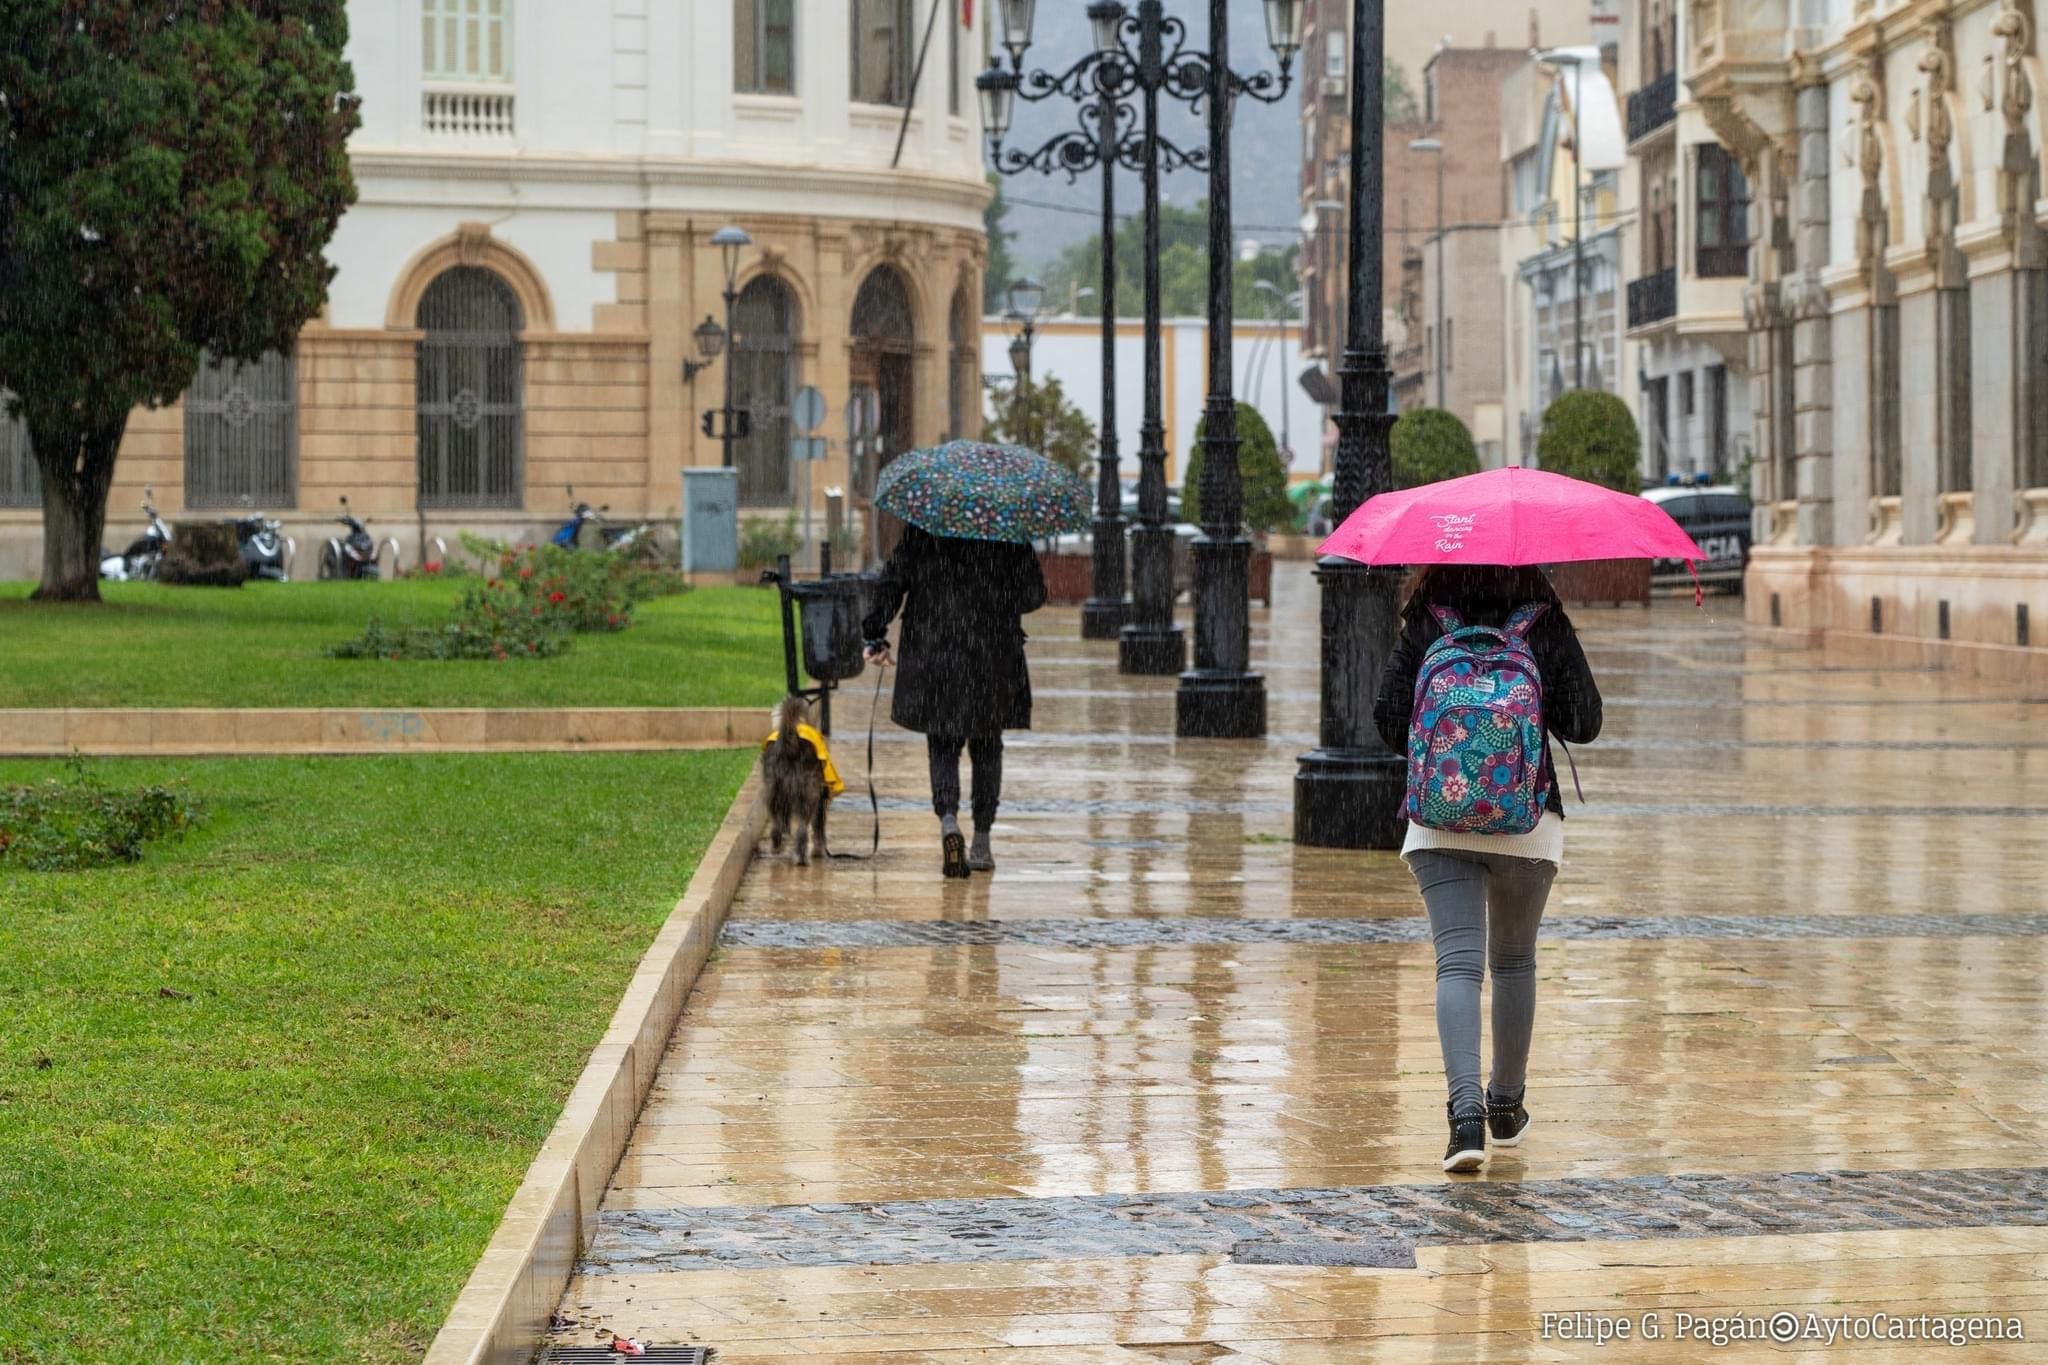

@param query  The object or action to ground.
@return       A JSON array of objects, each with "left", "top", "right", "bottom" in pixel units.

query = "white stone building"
[{"left": 1, "top": 0, "right": 992, "bottom": 575}]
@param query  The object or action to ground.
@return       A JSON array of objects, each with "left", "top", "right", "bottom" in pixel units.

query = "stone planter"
[
  {"left": 1548, "top": 557, "right": 1652, "bottom": 606},
  {"left": 1249, "top": 548, "right": 1274, "bottom": 605},
  {"left": 1037, "top": 551, "right": 1095, "bottom": 604}
]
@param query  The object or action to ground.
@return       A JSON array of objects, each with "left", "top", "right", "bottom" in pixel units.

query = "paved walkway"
[{"left": 552, "top": 564, "right": 2048, "bottom": 1361}]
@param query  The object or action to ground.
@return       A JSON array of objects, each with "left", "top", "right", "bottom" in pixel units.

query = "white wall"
[{"left": 981, "top": 316, "right": 1329, "bottom": 482}]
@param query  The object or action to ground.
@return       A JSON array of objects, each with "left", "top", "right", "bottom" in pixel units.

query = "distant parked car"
[
  {"left": 1644, "top": 482, "right": 1750, "bottom": 589},
  {"left": 1046, "top": 483, "right": 1197, "bottom": 596}
]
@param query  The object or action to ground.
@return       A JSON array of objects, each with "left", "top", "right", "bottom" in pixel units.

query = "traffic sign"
[{"left": 792, "top": 385, "right": 826, "bottom": 434}]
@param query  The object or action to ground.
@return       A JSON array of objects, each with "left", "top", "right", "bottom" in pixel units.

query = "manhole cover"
[{"left": 539, "top": 1349, "right": 712, "bottom": 1364}]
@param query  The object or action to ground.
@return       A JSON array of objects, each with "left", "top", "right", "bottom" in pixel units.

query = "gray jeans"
[
  {"left": 927, "top": 734, "right": 1003, "bottom": 830},
  {"left": 1407, "top": 849, "right": 1558, "bottom": 1117}
]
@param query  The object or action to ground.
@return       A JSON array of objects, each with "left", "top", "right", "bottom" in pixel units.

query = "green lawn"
[
  {"left": 0, "top": 580, "right": 786, "bottom": 709},
  {"left": 0, "top": 750, "right": 755, "bottom": 1363}
]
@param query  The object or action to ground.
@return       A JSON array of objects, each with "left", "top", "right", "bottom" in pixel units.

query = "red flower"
[
  {"left": 486, "top": 578, "right": 499, "bottom": 589},
  {"left": 531, "top": 605, "right": 542, "bottom": 616},
  {"left": 548, "top": 590, "right": 566, "bottom": 604},
  {"left": 519, "top": 566, "right": 535, "bottom": 579}
]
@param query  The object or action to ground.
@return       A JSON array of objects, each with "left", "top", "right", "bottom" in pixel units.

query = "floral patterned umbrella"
[{"left": 875, "top": 439, "right": 1092, "bottom": 544}]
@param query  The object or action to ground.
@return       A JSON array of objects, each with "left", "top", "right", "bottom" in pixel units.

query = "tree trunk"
[{"left": 30, "top": 418, "right": 127, "bottom": 603}]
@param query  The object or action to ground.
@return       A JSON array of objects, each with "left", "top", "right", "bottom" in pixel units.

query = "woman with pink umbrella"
[{"left": 1326, "top": 465, "right": 1702, "bottom": 1175}]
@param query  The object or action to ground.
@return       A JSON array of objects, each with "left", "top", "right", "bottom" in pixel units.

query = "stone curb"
[
  {"left": 0, "top": 707, "right": 768, "bottom": 756},
  {"left": 420, "top": 771, "right": 765, "bottom": 1365}
]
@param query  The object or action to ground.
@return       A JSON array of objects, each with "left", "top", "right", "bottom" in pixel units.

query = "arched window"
[
  {"left": 185, "top": 351, "right": 297, "bottom": 508},
  {"left": 0, "top": 395, "right": 36, "bottom": 509},
  {"left": 731, "top": 275, "right": 800, "bottom": 507},
  {"left": 416, "top": 266, "right": 524, "bottom": 509},
  {"left": 947, "top": 283, "right": 976, "bottom": 439},
  {"left": 851, "top": 266, "right": 915, "bottom": 465}
]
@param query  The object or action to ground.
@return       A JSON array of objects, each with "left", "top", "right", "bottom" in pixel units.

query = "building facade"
[
  {"left": 1499, "top": 50, "right": 1633, "bottom": 467},
  {"left": 1621, "top": 0, "right": 1758, "bottom": 484},
  {"left": 0, "top": 0, "right": 991, "bottom": 576},
  {"left": 1296, "top": 4, "right": 1589, "bottom": 447},
  {"left": 1696, "top": 0, "right": 2047, "bottom": 681},
  {"left": 1394, "top": 225, "right": 1510, "bottom": 463}
]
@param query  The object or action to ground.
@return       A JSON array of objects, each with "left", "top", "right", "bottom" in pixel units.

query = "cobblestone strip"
[
  {"left": 719, "top": 911, "right": 2048, "bottom": 951},
  {"left": 581, "top": 1166, "right": 2048, "bottom": 1275}
]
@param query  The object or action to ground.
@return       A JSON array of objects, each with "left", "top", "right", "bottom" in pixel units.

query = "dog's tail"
[{"left": 774, "top": 696, "right": 810, "bottom": 758}]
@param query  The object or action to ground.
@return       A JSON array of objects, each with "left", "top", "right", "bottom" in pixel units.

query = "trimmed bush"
[
  {"left": 1183, "top": 402, "right": 1292, "bottom": 534},
  {"left": 740, "top": 514, "right": 804, "bottom": 571},
  {"left": 2, "top": 764, "right": 201, "bottom": 870},
  {"left": 1391, "top": 408, "right": 1481, "bottom": 488},
  {"left": 1537, "top": 390, "right": 1641, "bottom": 492}
]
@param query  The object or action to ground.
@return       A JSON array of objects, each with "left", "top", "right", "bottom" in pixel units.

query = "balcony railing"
[
  {"left": 1627, "top": 267, "right": 1677, "bottom": 329},
  {"left": 424, "top": 88, "right": 515, "bottom": 138},
  {"left": 1627, "top": 70, "right": 1677, "bottom": 143}
]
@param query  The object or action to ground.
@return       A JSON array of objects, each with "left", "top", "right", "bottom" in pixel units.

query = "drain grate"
[{"left": 539, "top": 1349, "right": 712, "bottom": 1365}]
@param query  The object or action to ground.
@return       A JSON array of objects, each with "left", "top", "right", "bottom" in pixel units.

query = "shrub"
[
  {"left": 159, "top": 522, "right": 248, "bottom": 588},
  {"left": 1391, "top": 408, "right": 1481, "bottom": 489},
  {"left": 329, "top": 543, "right": 666, "bottom": 661},
  {"left": 1182, "top": 402, "right": 1292, "bottom": 535},
  {"left": 1537, "top": 390, "right": 1641, "bottom": 492},
  {"left": 1, "top": 762, "right": 202, "bottom": 871},
  {"left": 740, "top": 515, "right": 804, "bottom": 572},
  {"left": 984, "top": 375, "right": 1098, "bottom": 479}
]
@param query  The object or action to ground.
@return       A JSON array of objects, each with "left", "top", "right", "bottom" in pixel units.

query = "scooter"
[
  {"left": 233, "top": 501, "right": 294, "bottom": 581},
  {"left": 99, "top": 489, "right": 171, "bottom": 582},
  {"left": 317, "top": 498, "right": 395, "bottom": 580},
  {"left": 550, "top": 485, "right": 649, "bottom": 552}
]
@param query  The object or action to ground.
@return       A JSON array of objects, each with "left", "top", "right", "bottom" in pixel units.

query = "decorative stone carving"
[
  {"left": 1918, "top": 23, "right": 1956, "bottom": 188},
  {"left": 1993, "top": 0, "right": 2034, "bottom": 136},
  {"left": 1847, "top": 53, "right": 1890, "bottom": 281}
]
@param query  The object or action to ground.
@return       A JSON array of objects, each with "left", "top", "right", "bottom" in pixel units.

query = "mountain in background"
[{"left": 991, "top": 1, "right": 1304, "bottom": 288}]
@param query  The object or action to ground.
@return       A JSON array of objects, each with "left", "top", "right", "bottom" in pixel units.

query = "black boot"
[
  {"left": 1485, "top": 1087, "right": 1530, "bottom": 1147},
  {"left": 941, "top": 831, "right": 970, "bottom": 879},
  {"left": 1443, "top": 1100, "right": 1486, "bottom": 1174}
]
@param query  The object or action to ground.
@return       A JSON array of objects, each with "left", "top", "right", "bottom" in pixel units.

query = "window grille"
[
  {"left": 416, "top": 267, "right": 524, "bottom": 509},
  {"left": 185, "top": 350, "right": 297, "bottom": 508}
]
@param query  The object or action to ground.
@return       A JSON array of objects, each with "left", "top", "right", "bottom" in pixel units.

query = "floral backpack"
[{"left": 1404, "top": 603, "right": 1552, "bottom": 836}]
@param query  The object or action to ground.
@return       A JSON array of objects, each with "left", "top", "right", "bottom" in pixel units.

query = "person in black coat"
[
  {"left": 1371, "top": 564, "right": 1603, "bottom": 1175},
  {"left": 862, "top": 524, "right": 1047, "bottom": 878}
]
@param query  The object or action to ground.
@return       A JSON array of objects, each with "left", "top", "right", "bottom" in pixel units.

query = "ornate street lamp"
[
  {"left": 683, "top": 314, "right": 725, "bottom": 383},
  {"left": 1294, "top": 0, "right": 1404, "bottom": 847},
  {"left": 1175, "top": 0, "right": 1297, "bottom": 739}
]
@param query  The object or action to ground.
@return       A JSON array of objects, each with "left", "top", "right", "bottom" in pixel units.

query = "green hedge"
[
  {"left": 1391, "top": 408, "right": 1481, "bottom": 488},
  {"left": 1183, "top": 402, "right": 1292, "bottom": 534},
  {"left": 1537, "top": 390, "right": 1641, "bottom": 492}
]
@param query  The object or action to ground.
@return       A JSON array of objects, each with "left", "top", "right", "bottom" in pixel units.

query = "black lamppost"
[
  {"left": 978, "top": 6, "right": 1134, "bottom": 640},
  {"left": 983, "top": 0, "right": 1227, "bottom": 674},
  {"left": 1294, "top": 0, "right": 1405, "bottom": 847},
  {"left": 1175, "top": 0, "right": 1301, "bottom": 740},
  {"left": 1005, "top": 276, "right": 1043, "bottom": 447},
  {"left": 700, "top": 225, "right": 752, "bottom": 468}
]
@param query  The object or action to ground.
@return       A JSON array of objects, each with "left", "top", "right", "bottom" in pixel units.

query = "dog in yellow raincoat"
[{"left": 761, "top": 696, "right": 843, "bottom": 865}]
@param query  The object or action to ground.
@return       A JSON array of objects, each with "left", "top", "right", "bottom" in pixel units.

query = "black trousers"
[{"left": 927, "top": 734, "right": 1003, "bottom": 830}]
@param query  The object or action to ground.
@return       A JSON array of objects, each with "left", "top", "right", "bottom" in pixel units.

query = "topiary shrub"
[
  {"left": 1537, "top": 390, "right": 1641, "bottom": 492},
  {"left": 1183, "top": 402, "right": 1292, "bottom": 534},
  {"left": 1391, "top": 408, "right": 1481, "bottom": 488},
  {"left": 159, "top": 521, "right": 248, "bottom": 587}
]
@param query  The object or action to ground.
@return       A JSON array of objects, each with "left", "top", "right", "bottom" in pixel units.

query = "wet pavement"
[{"left": 553, "top": 564, "right": 2048, "bottom": 1361}]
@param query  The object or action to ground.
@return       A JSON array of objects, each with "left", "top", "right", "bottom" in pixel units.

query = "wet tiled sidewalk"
[{"left": 555, "top": 566, "right": 2048, "bottom": 1361}]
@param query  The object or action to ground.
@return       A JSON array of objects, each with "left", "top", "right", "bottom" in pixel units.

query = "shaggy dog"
[{"left": 761, "top": 696, "right": 837, "bottom": 865}]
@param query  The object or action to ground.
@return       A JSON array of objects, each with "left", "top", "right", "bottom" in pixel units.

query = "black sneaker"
[
  {"left": 1443, "top": 1102, "right": 1486, "bottom": 1173},
  {"left": 941, "top": 831, "right": 970, "bottom": 879},
  {"left": 1485, "top": 1088, "right": 1530, "bottom": 1147}
]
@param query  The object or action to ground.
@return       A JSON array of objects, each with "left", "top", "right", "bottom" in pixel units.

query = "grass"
[
  {"left": 0, "top": 580, "right": 787, "bottom": 709},
  {"left": 0, "top": 749, "right": 756, "bottom": 1362}
]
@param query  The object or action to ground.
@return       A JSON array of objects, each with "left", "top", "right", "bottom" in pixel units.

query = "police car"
[{"left": 1643, "top": 479, "right": 1751, "bottom": 589}]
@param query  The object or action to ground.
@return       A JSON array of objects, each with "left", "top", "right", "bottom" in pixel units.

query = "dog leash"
[{"left": 824, "top": 668, "right": 884, "bottom": 862}]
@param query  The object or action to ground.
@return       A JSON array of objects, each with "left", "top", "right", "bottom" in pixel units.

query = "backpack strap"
[
  {"left": 1503, "top": 601, "right": 1550, "bottom": 640},
  {"left": 1428, "top": 604, "right": 1466, "bottom": 634}
]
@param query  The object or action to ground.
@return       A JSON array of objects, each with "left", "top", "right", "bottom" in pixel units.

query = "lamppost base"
[
  {"left": 1175, "top": 669, "right": 1266, "bottom": 739},
  {"left": 1081, "top": 598, "right": 1131, "bottom": 639},
  {"left": 1119, "top": 624, "right": 1186, "bottom": 675},
  {"left": 1293, "top": 747, "right": 1407, "bottom": 849}
]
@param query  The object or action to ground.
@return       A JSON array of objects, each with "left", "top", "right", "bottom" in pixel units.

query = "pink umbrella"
[{"left": 1319, "top": 466, "right": 1705, "bottom": 569}]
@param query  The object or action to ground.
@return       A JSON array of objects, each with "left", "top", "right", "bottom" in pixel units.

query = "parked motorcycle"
[
  {"left": 233, "top": 502, "right": 294, "bottom": 581},
  {"left": 317, "top": 498, "right": 394, "bottom": 580},
  {"left": 99, "top": 488, "right": 171, "bottom": 582},
  {"left": 551, "top": 485, "right": 649, "bottom": 552}
]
